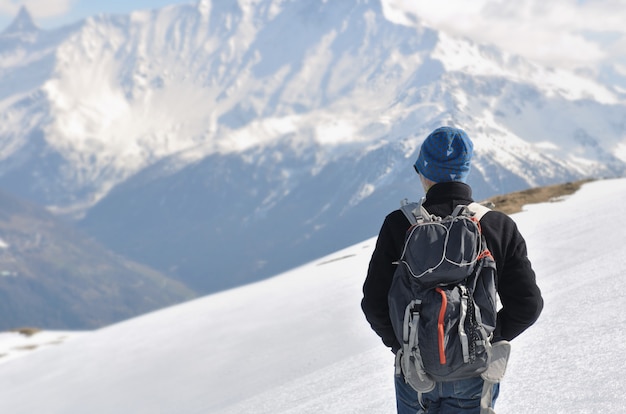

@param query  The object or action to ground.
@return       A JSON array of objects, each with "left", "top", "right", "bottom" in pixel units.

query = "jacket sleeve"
[
  {"left": 486, "top": 214, "right": 544, "bottom": 342},
  {"left": 361, "top": 212, "right": 405, "bottom": 353}
]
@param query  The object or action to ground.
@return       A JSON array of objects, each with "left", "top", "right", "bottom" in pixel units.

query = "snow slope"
[
  {"left": 0, "top": 330, "right": 85, "bottom": 364},
  {"left": 0, "top": 178, "right": 625, "bottom": 413}
]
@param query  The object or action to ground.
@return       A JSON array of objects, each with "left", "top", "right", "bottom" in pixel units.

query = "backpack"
[{"left": 388, "top": 199, "right": 497, "bottom": 392}]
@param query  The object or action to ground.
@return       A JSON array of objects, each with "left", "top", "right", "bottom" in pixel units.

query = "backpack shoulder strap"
[
  {"left": 400, "top": 199, "right": 491, "bottom": 224},
  {"left": 400, "top": 199, "right": 420, "bottom": 225},
  {"left": 466, "top": 202, "right": 492, "bottom": 221},
  {"left": 399, "top": 198, "right": 430, "bottom": 225}
]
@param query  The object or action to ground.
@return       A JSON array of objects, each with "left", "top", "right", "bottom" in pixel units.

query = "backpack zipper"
[{"left": 435, "top": 287, "right": 447, "bottom": 365}]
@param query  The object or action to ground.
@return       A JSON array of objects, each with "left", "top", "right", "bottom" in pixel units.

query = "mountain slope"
[
  {"left": 1, "top": 1, "right": 626, "bottom": 297},
  {"left": 73, "top": 0, "right": 626, "bottom": 294},
  {"left": 0, "top": 178, "right": 624, "bottom": 413},
  {"left": 2, "top": 0, "right": 622, "bottom": 213},
  {"left": 0, "top": 189, "right": 195, "bottom": 330}
]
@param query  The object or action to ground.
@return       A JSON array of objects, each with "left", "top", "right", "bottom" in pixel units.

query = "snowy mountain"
[
  {"left": 1, "top": 1, "right": 626, "bottom": 297},
  {"left": 1, "top": 6, "right": 39, "bottom": 35},
  {"left": 0, "top": 178, "right": 624, "bottom": 413}
]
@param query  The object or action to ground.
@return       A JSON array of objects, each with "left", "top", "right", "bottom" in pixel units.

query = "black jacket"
[{"left": 361, "top": 182, "right": 543, "bottom": 352}]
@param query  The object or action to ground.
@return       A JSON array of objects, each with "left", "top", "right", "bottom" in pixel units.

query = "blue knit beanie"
[{"left": 414, "top": 127, "right": 473, "bottom": 182}]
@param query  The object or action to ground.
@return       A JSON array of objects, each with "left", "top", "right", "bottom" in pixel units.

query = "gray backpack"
[{"left": 389, "top": 199, "right": 497, "bottom": 392}]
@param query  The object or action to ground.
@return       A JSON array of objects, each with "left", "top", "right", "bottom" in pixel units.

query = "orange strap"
[
  {"left": 477, "top": 249, "right": 493, "bottom": 261},
  {"left": 435, "top": 287, "right": 447, "bottom": 365}
]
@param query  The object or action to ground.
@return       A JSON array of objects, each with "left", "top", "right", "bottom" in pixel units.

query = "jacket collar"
[{"left": 424, "top": 181, "right": 473, "bottom": 204}]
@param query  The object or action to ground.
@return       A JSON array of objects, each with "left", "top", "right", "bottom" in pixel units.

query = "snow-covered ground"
[
  {"left": 0, "top": 178, "right": 624, "bottom": 413},
  {"left": 0, "top": 330, "right": 86, "bottom": 364}
]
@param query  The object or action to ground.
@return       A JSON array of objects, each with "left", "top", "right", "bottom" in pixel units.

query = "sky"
[
  {"left": 1, "top": 0, "right": 625, "bottom": 81},
  {"left": 0, "top": 177, "right": 625, "bottom": 413},
  {"left": 0, "top": 0, "right": 192, "bottom": 28}
]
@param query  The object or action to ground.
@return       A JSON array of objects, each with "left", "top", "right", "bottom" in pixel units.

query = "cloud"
[
  {"left": 383, "top": 0, "right": 626, "bottom": 73},
  {"left": 0, "top": 0, "right": 76, "bottom": 21}
]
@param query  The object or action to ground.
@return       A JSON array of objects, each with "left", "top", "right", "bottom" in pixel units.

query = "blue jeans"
[{"left": 395, "top": 374, "right": 500, "bottom": 414}]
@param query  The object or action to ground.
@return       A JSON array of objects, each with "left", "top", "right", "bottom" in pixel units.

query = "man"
[{"left": 361, "top": 126, "right": 543, "bottom": 413}]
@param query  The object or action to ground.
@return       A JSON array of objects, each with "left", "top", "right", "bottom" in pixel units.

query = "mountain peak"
[{"left": 2, "top": 6, "right": 39, "bottom": 35}]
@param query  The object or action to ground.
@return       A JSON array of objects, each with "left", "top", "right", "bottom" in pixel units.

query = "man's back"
[{"left": 362, "top": 182, "right": 543, "bottom": 348}]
